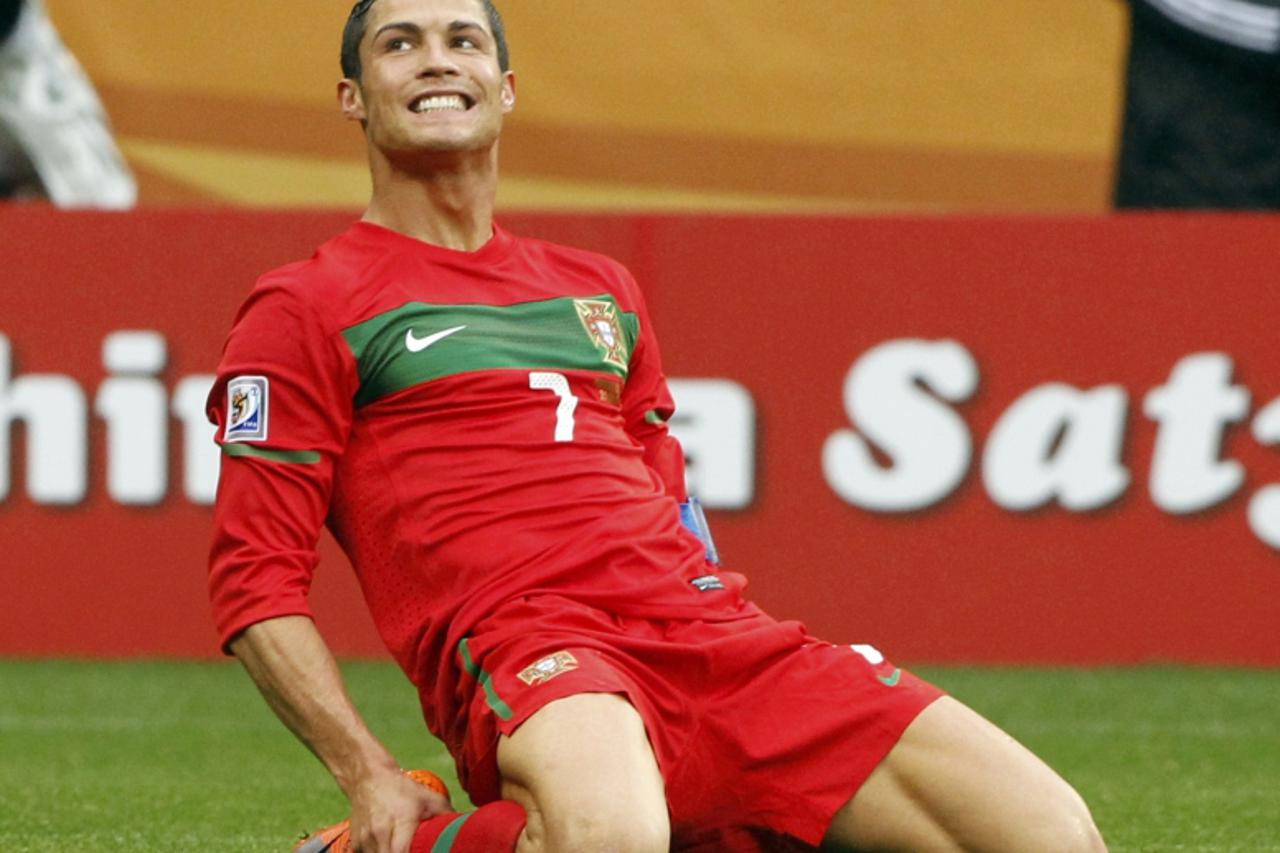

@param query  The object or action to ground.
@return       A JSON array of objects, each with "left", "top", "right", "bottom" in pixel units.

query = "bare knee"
[
  {"left": 995, "top": 758, "right": 1107, "bottom": 853},
  {"left": 826, "top": 697, "right": 1109, "bottom": 853},
  {"left": 1025, "top": 788, "right": 1108, "bottom": 853},
  {"left": 828, "top": 777, "right": 1106, "bottom": 853}
]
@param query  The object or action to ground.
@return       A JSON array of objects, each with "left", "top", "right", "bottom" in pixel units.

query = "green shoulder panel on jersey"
[{"left": 342, "top": 295, "right": 640, "bottom": 408}]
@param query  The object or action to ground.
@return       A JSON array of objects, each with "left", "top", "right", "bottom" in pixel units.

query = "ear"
[
  {"left": 338, "top": 78, "right": 367, "bottom": 123},
  {"left": 500, "top": 71, "right": 516, "bottom": 114}
]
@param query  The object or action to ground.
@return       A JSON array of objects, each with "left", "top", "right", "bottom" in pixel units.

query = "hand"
[{"left": 347, "top": 768, "right": 453, "bottom": 853}]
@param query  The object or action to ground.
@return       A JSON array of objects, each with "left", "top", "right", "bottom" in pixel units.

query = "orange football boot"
[{"left": 292, "top": 770, "right": 451, "bottom": 853}]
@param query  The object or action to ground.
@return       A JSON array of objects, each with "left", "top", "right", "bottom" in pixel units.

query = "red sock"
[{"left": 409, "top": 800, "right": 526, "bottom": 852}]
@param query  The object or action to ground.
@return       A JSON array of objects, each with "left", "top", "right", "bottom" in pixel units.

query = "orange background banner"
[
  {"left": 2, "top": 209, "right": 1277, "bottom": 663},
  {"left": 43, "top": 0, "right": 1129, "bottom": 212}
]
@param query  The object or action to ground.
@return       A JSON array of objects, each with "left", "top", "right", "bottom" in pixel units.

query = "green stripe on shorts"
[{"left": 457, "top": 638, "right": 514, "bottom": 721}]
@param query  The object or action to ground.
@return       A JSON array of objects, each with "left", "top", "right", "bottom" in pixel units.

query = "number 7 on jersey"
[{"left": 529, "top": 371, "right": 578, "bottom": 442}]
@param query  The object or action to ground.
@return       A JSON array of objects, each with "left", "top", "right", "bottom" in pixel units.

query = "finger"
[
  {"left": 358, "top": 823, "right": 391, "bottom": 853},
  {"left": 421, "top": 792, "right": 452, "bottom": 819},
  {"left": 376, "top": 824, "right": 399, "bottom": 853},
  {"left": 389, "top": 820, "right": 419, "bottom": 853}
]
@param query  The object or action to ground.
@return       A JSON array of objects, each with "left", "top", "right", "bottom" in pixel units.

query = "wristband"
[{"left": 678, "top": 496, "right": 721, "bottom": 565}]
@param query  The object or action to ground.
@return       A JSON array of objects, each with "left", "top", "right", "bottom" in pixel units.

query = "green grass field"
[{"left": 1, "top": 661, "right": 1277, "bottom": 851}]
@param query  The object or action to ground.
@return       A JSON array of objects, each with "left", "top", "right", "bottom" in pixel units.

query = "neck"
[{"left": 362, "top": 145, "right": 500, "bottom": 252}]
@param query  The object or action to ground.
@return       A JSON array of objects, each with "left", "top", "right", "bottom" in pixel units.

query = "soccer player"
[{"left": 206, "top": 1, "right": 1109, "bottom": 850}]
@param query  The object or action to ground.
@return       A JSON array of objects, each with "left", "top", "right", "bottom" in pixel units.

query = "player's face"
[{"left": 339, "top": 0, "right": 515, "bottom": 158}]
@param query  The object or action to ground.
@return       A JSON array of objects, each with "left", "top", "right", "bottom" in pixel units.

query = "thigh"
[
  {"left": 497, "top": 692, "right": 670, "bottom": 852},
  {"left": 450, "top": 595, "right": 693, "bottom": 806},
  {"left": 822, "top": 696, "right": 1104, "bottom": 852},
  {"left": 666, "top": 632, "right": 941, "bottom": 849}
]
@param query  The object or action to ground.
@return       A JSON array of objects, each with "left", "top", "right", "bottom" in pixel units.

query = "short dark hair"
[{"left": 341, "top": 0, "right": 509, "bottom": 81}]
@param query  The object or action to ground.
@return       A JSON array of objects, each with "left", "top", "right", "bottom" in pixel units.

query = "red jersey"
[{"left": 206, "top": 221, "right": 747, "bottom": 737}]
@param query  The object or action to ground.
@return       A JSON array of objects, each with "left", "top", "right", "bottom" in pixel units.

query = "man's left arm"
[{"left": 619, "top": 287, "right": 688, "bottom": 502}]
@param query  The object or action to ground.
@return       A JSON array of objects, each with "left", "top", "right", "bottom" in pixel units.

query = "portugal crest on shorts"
[
  {"left": 573, "top": 299, "right": 628, "bottom": 371},
  {"left": 517, "top": 651, "right": 579, "bottom": 686}
]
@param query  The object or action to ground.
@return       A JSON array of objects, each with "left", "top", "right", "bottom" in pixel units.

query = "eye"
[
  {"left": 452, "top": 35, "right": 478, "bottom": 49},
  {"left": 385, "top": 37, "right": 413, "bottom": 52}
]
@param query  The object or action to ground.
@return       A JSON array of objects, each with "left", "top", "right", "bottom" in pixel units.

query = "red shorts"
[{"left": 447, "top": 595, "right": 942, "bottom": 851}]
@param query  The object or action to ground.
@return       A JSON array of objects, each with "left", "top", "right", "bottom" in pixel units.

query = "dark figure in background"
[
  {"left": 0, "top": 1, "right": 21, "bottom": 43},
  {"left": 0, "top": 0, "right": 135, "bottom": 206},
  {"left": 1116, "top": 0, "right": 1280, "bottom": 208}
]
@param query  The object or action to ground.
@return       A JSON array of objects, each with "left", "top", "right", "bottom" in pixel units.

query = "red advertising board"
[{"left": 1, "top": 208, "right": 1277, "bottom": 663}]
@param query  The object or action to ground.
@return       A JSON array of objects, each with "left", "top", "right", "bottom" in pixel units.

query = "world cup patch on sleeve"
[{"left": 225, "top": 376, "right": 269, "bottom": 442}]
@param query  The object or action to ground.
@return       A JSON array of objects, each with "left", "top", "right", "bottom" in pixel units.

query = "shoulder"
[
  {"left": 237, "top": 230, "right": 366, "bottom": 333},
  {"left": 262, "top": 228, "right": 365, "bottom": 300},
  {"left": 218, "top": 247, "right": 359, "bottom": 384}
]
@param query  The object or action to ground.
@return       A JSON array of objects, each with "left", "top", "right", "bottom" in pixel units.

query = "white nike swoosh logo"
[{"left": 405, "top": 325, "right": 467, "bottom": 353}]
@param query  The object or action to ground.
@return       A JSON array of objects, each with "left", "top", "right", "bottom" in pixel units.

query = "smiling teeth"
[{"left": 412, "top": 95, "right": 467, "bottom": 113}]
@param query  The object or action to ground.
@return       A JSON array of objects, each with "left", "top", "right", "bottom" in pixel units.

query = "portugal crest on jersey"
[{"left": 574, "top": 299, "right": 629, "bottom": 370}]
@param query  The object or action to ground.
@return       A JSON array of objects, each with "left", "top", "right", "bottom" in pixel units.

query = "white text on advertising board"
[
  {"left": 4, "top": 332, "right": 1278, "bottom": 550},
  {"left": 823, "top": 339, "right": 1280, "bottom": 549}
]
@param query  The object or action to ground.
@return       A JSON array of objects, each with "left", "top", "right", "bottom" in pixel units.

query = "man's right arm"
[
  {"left": 230, "top": 615, "right": 449, "bottom": 853},
  {"left": 207, "top": 282, "right": 442, "bottom": 852}
]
